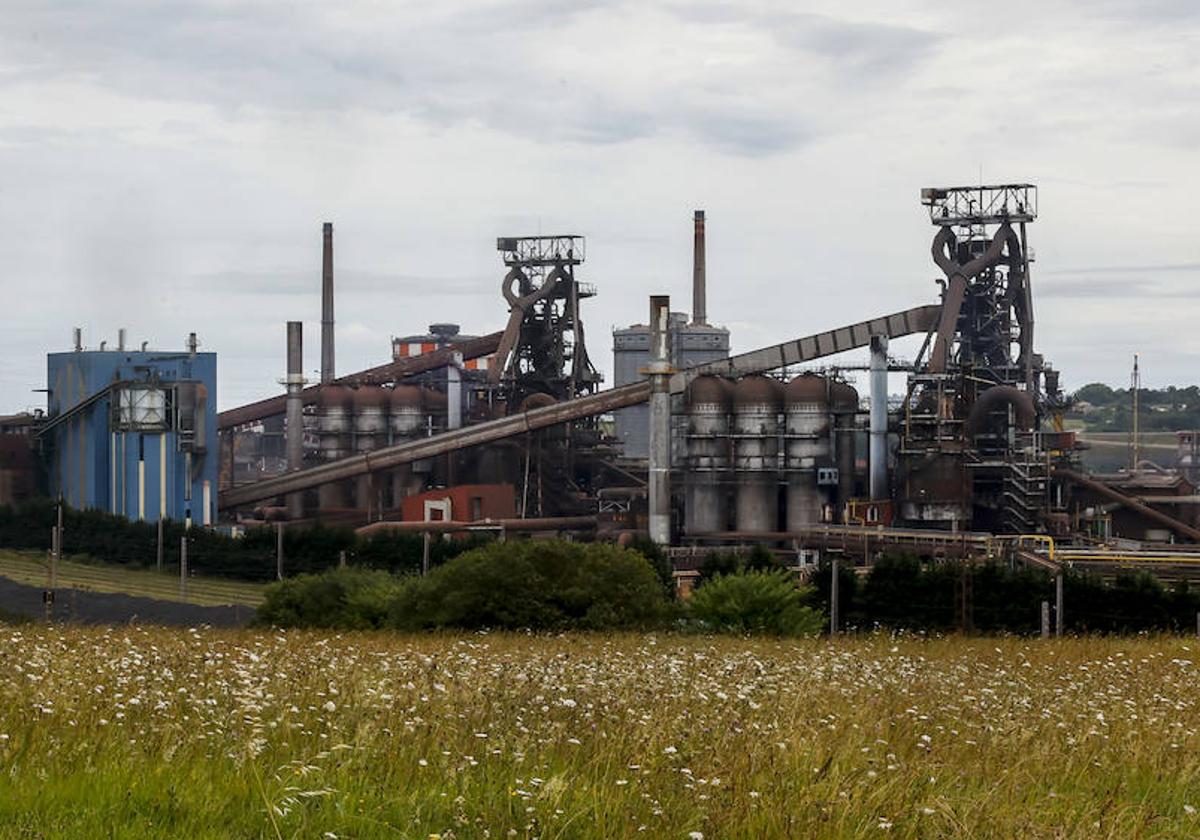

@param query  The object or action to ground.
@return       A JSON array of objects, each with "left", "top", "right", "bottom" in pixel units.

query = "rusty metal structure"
[
  {"left": 896, "top": 185, "right": 1056, "bottom": 532},
  {"left": 490, "top": 235, "right": 601, "bottom": 406}
]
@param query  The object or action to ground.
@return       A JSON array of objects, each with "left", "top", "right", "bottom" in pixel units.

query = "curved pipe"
[
  {"left": 928, "top": 222, "right": 1024, "bottom": 374},
  {"left": 965, "top": 385, "right": 1036, "bottom": 439},
  {"left": 489, "top": 266, "right": 569, "bottom": 384}
]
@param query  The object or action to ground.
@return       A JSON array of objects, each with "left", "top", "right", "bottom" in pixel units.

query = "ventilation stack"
[
  {"left": 692, "top": 210, "right": 706, "bottom": 326},
  {"left": 285, "top": 321, "right": 305, "bottom": 520},
  {"left": 321, "top": 222, "right": 335, "bottom": 385}
]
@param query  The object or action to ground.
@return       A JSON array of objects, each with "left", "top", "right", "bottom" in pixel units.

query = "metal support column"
[
  {"left": 869, "top": 334, "right": 889, "bottom": 500},
  {"left": 647, "top": 295, "right": 673, "bottom": 545}
]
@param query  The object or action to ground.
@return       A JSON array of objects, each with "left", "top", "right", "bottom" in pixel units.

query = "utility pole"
[
  {"left": 830, "top": 556, "right": 840, "bottom": 636},
  {"left": 1130, "top": 353, "right": 1140, "bottom": 471},
  {"left": 276, "top": 522, "right": 284, "bottom": 581}
]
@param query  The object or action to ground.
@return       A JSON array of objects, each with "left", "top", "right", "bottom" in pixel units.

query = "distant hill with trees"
[{"left": 1068, "top": 383, "right": 1200, "bottom": 432}]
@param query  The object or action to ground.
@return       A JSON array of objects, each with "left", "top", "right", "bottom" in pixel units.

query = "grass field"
[
  {"left": 2, "top": 628, "right": 1199, "bottom": 838},
  {"left": 0, "top": 549, "right": 265, "bottom": 608}
]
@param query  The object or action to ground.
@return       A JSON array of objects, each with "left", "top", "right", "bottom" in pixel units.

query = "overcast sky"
[{"left": 2, "top": 0, "right": 1199, "bottom": 412}]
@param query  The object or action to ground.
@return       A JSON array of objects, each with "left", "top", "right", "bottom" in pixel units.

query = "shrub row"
[
  {"left": 808, "top": 554, "right": 1200, "bottom": 635},
  {"left": 258, "top": 540, "right": 826, "bottom": 636},
  {"left": 0, "top": 500, "right": 486, "bottom": 581}
]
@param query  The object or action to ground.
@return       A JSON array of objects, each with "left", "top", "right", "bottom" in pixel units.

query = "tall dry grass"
[{"left": 1, "top": 626, "right": 1198, "bottom": 838}]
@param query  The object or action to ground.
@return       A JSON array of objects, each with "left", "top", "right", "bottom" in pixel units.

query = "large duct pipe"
[
  {"left": 692, "top": 210, "right": 707, "bottom": 325},
  {"left": 321, "top": 222, "right": 334, "bottom": 385},
  {"left": 285, "top": 321, "right": 305, "bottom": 519},
  {"left": 648, "top": 295, "right": 672, "bottom": 544},
  {"left": 869, "top": 334, "right": 888, "bottom": 500}
]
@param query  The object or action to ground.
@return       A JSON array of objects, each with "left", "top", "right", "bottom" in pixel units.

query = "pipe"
[
  {"left": 965, "top": 385, "right": 1036, "bottom": 439},
  {"left": 647, "top": 295, "right": 672, "bottom": 545},
  {"left": 1055, "top": 468, "right": 1200, "bottom": 543},
  {"left": 285, "top": 321, "right": 305, "bottom": 520},
  {"left": 356, "top": 515, "right": 596, "bottom": 536},
  {"left": 869, "top": 334, "right": 888, "bottom": 500},
  {"left": 692, "top": 210, "right": 706, "bottom": 325},
  {"left": 321, "top": 222, "right": 335, "bottom": 384}
]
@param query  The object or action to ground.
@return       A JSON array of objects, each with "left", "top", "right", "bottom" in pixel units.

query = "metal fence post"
[
  {"left": 1055, "top": 572, "right": 1064, "bottom": 638},
  {"left": 180, "top": 535, "right": 188, "bottom": 598},
  {"left": 1041, "top": 601, "right": 1050, "bottom": 639}
]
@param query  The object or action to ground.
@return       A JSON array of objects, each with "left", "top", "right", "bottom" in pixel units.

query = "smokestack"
[
  {"left": 285, "top": 321, "right": 305, "bottom": 520},
  {"left": 72, "top": 327, "right": 82, "bottom": 352},
  {"left": 321, "top": 222, "right": 335, "bottom": 384},
  {"left": 647, "top": 295, "right": 673, "bottom": 544},
  {"left": 692, "top": 210, "right": 707, "bottom": 325},
  {"left": 117, "top": 328, "right": 126, "bottom": 352}
]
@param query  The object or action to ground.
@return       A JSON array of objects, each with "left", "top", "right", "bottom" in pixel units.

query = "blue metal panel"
[{"left": 46, "top": 349, "right": 218, "bottom": 524}]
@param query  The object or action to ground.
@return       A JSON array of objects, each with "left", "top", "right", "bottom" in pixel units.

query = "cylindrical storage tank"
[
  {"left": 388, "top": 386, "right": 425, "bottom": 508},
  {"left": 317, "top": 385, "right": 354, "bottom": 510},
  {"left": 830, "top": 381, "right": 860, "bottom": 520},
  {"left": 784, "top": 375, "right": 829, "bottom": 530},
  {"left": 353, "top": 387, "right": 389, "bottom": 512},
  {"left": 684, "top": 375, "right": 730, "bottom": 536},
  {"left": 732, "top": 375, "right": 781, "bottom": 534}
]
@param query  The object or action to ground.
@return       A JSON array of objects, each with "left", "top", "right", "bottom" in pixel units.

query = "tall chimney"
[
  {"left": 692, "top": 210, "right": 707, "bottom": 325},
  {"left": 285, "top": 321, "right": 305, "bottom": 520},
  {"left": 321, "top": 222, "right": 335, "bottom": 384}
]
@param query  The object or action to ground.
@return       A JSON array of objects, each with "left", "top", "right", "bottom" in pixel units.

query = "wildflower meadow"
[{"left": 2, "top": 627, "right": 1199, "bottom": 838}]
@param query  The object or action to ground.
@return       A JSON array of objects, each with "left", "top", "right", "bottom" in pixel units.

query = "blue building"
[{"left": 45, "top": 337, "right": 218, "bottom": 525}]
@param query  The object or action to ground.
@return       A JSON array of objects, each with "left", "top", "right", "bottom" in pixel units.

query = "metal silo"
[
  {"left": 784, "top": 374, "right": 830, "bottom": 529},
  {"left": 317, "top": 385, "right": 353, "bottom": 511},
  {"left": 732, "top": 375, "right": 781, "bottom": 534},
  {"left": 684, "top": 375, "right": 730, "bottom": 536},
  {"left": 353, "top": 386, "right": 389, "bottom": 515},
  {"left": 830, "top": 381, "right": 860, "bottom": 519},
  {"left": 388, "top": 386, "right": 426, "bottom": 507}
]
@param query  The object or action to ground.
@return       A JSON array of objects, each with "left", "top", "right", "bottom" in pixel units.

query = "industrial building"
[
  {"left": 612, "top": 211, "right": 731, "bottom": 458},
  {"left": 43, "top": 332, "right": 218, "bottom": 525},
  {"left": 12, "top": 186, "right": 1200, "bottom": 586}
]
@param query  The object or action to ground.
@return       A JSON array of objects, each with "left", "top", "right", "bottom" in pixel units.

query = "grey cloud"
[
  {"left": 0, "top": 1, "right": 887, "bottom": 157},
  {"left": 767, "top": 13, "right": 942, "bottom": 78}
]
